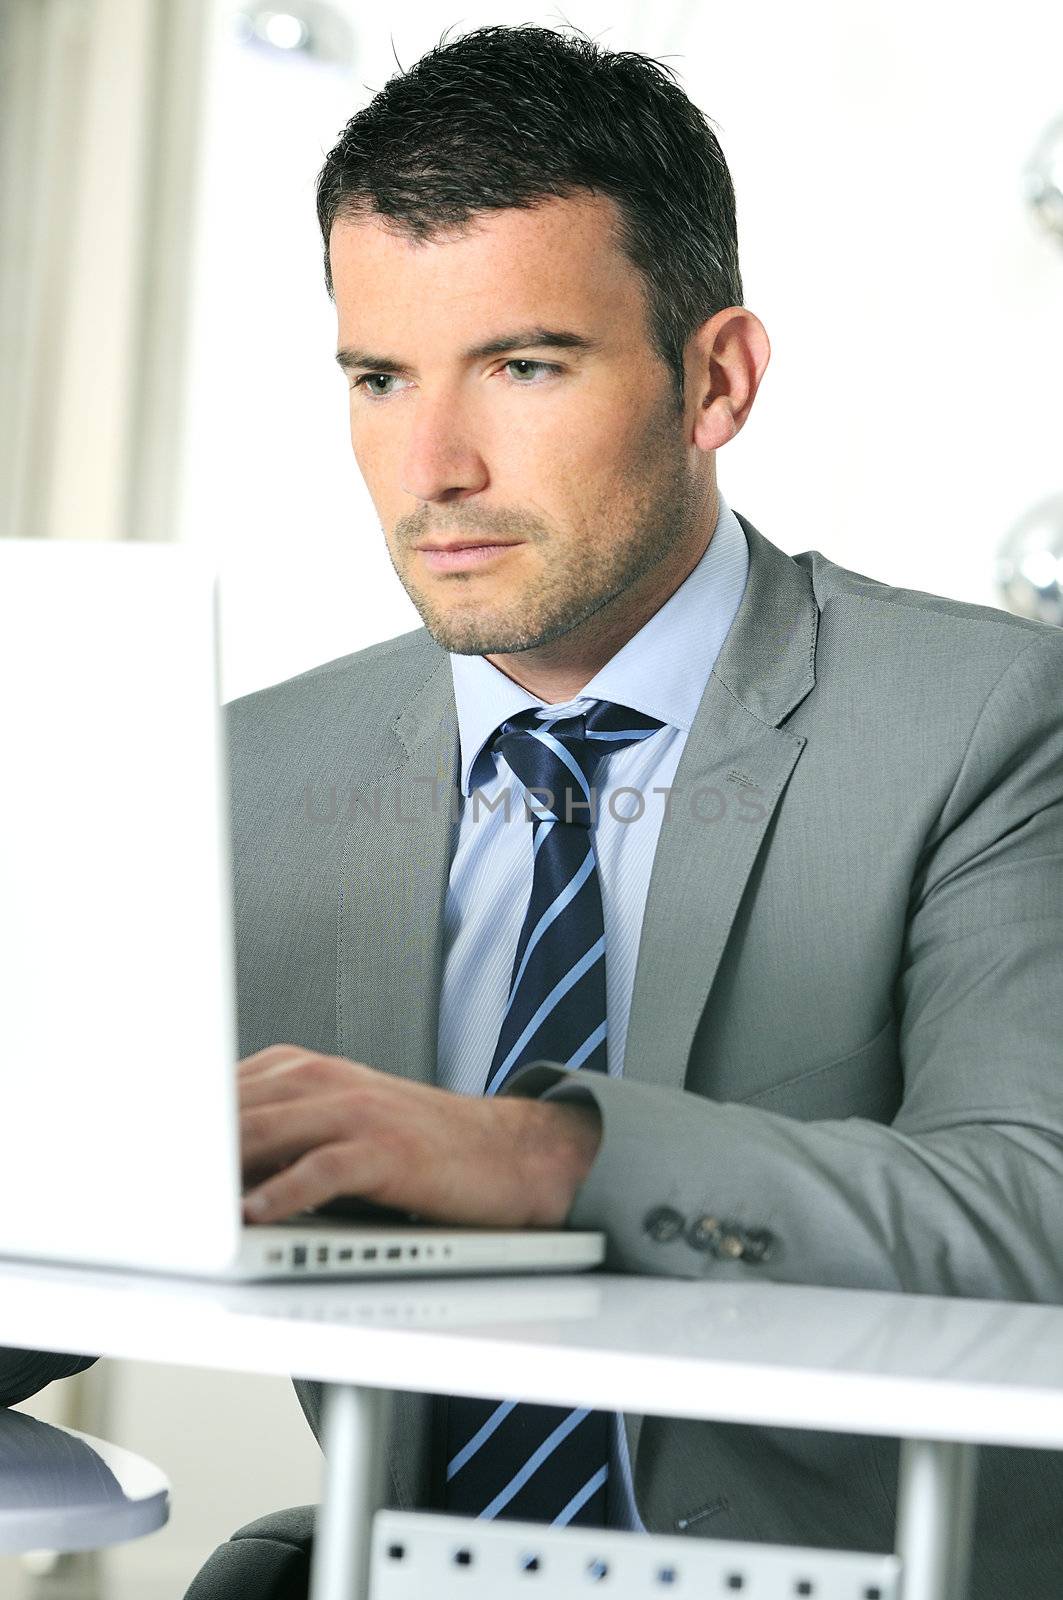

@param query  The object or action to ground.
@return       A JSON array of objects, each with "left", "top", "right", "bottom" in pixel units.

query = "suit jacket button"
[
  {"left": 741, "top": 1228, "right": 775, "bottom": 1264},
  {"left": 643, "top": 1206, "right": 685, "bottom": 1243},
  {"left": 686, "top": 1215, "right": 722, "bottom": 1252}
]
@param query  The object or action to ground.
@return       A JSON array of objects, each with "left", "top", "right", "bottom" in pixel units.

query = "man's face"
[{"left": 329, "top": 192, "right": 703, "bottom": 656}]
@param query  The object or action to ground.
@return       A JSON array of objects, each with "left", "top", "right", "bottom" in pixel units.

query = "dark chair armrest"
[{"left": 182, "top": 1505, "right": 317, "bottom": 1600}]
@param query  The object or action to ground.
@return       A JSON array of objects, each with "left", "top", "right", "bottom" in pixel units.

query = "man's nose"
[{"left": 399, "top": 391, "right": 490, "bottom": 503}]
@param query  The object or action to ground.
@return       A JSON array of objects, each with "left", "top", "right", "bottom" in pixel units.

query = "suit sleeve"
[
  {"left": 503, "top": 631, "right": 1063, "bottom": 1302},
  {"left": 0, "top": 1348, "right": 98, "bottom": 1408}
]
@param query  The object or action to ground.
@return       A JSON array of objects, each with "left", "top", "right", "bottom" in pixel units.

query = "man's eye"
[
  {"left": 351, "top": 373, "right": 402, "bottom": 398},
  {"left": 503, "top": 359, "right": 557, "bottom": 382}
]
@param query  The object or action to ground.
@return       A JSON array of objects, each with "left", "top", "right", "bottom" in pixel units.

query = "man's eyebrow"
[{"left": 334, "top": 327, "right": 601, "bottom": 375}]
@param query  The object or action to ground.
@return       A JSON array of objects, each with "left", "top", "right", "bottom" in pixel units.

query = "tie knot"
[{"left": 490, "top": 699, "right": 663, "bottom": 827}]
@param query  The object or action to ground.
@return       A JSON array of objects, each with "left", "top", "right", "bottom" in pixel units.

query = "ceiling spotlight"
[
  {"left": 258, "top": 12, "right": 310, "bottom": 51},
  {"left": 234, "top": 3, "right": 356, "bottom": 68}
]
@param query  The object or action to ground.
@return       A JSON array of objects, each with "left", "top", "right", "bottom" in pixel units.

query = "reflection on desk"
[{"left": 2, "top": 1260, "right": 1063, "bottom": 1447}]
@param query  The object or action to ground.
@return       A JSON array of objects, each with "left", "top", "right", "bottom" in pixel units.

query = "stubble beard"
[{"left": 389, "top": 440, "right": 695, "bottom": 658}]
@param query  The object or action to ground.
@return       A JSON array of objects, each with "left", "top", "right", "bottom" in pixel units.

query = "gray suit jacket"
[{"left": 5, "top": 512, "right": 1063, "bottom": 1592}]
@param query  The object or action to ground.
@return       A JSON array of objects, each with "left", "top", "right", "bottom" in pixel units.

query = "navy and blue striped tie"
[{"left": 442, "top": 698, "right": 664, "bottom": 1527}]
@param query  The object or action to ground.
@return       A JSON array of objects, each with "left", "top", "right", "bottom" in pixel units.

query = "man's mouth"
[{"left": 415, "top": 542, "right": 523, "bottom": 572}]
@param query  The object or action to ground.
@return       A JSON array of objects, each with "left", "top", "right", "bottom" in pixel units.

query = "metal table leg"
[
  {"left": 895, "top": 1438, "right": 979, "bottom": 1600},
  {"left": 308, "top": 1384, "right": 391, "bottom": 1600}
]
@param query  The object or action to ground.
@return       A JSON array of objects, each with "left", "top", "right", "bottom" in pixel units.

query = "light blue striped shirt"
[{"left": 435, "top": 491, "right": 749, "bottom": 1529}]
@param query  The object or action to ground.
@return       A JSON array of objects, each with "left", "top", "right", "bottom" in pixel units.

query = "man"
[{"left": 5, "top": 22, "right": 1063, "bottom": 1597}]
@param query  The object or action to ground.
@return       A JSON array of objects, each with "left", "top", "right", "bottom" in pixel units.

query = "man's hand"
[{"left": 238, "top": 1044, "right": 602, "bottom": 1228}]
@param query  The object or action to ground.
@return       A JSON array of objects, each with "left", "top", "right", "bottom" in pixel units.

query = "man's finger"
[
  {"left": 238, "top": 1068, "right": 338, "bottom": 1110},
  {"left": 237, "top": 1050, "right": 372, "bottom": 1093},
  {"left": 242, "top": 1143, "right": 362, "bottom": 1223},
  {"left": 237, "top": 1044, "right": 307, "bottom": 1078},
  {"left": 239, "top": 1156, "right": 289, "bottom": 1191},
  {"left": 240, "top": 1095, "right": 355, "bottom": 1171}
]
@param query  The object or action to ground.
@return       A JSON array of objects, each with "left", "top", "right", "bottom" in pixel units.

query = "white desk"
[{"left": 3, "top": 1259, "right": 1063, "bottom": 1599}]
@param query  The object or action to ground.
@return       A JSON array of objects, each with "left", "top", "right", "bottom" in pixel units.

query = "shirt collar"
[{"left": 448, "top": 492, "right": 749, "bottom": 796}]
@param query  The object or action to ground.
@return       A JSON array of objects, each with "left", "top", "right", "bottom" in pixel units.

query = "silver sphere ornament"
[
  {"left": 995, "top": 494, "right": 1063, "bottom": 626},
  {"left": 1023, "top": 114, "right": 1063, "bottom": 247}
]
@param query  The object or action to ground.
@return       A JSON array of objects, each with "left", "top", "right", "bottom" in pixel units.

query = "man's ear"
[{"left": 686, "top": 307, "right": 771, "bottom": 452}]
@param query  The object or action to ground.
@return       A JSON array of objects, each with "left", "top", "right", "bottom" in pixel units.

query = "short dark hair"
[{"left": 315, "top": 22, "right": 744, "bottom": 415}]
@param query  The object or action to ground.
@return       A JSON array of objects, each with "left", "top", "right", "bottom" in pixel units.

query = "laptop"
[{"left": 0, "top": 539, "right": 604, "bottom": 1282}]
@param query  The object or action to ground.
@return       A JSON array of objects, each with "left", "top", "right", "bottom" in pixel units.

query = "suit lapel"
[{"left": 623, "top": 512, "right": 817, "bottom": 1094}]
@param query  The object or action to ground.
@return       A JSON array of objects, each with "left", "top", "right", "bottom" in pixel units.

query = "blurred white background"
[
  {"left": 181, "top": 0, "right": 1063, "bottom": 702},
  {"left": 2, "top": 0, "right": 1062, "bottom": 1594}
]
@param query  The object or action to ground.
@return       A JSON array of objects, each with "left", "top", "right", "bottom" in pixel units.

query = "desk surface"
[{"left": 3, "top": 1258, "right": 1063, "bottom": 1449}]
